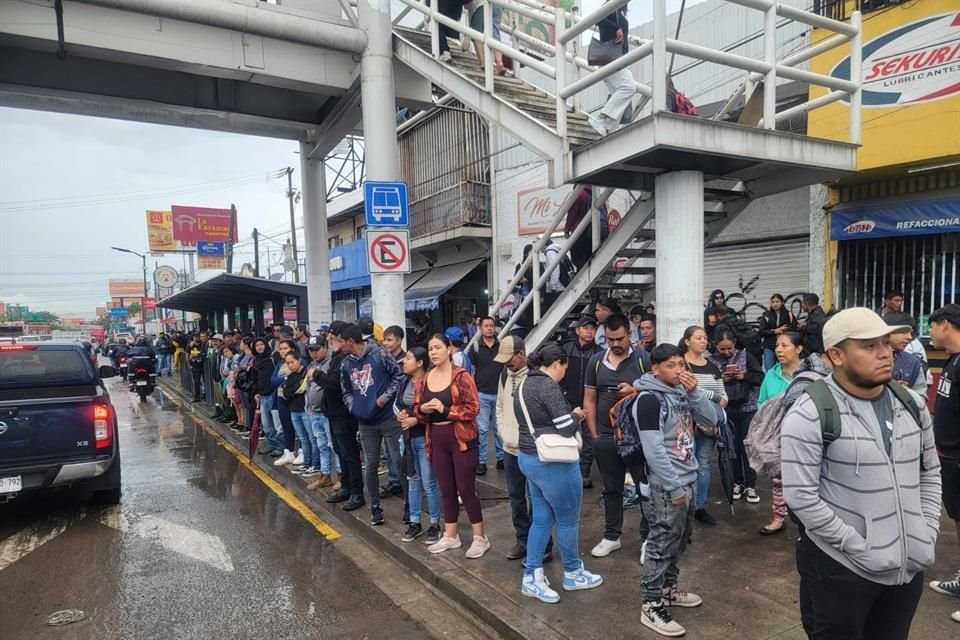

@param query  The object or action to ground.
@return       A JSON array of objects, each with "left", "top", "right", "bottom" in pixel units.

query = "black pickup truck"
[{"left": 0, "top": 343, "right": 121, "bottom": 504}]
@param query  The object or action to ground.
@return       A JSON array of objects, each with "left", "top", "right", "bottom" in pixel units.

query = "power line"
[{"left": 0, "top": 169, "right": 287, "bottom": 215}]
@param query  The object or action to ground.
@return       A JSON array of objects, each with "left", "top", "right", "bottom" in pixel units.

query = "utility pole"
[
  {"left": 226, "top": 203, "right": 237, "bottom": 273},
  {"left": 266, "top": 245, "right": 273, "bottom": 279},
  {"left": 252, "top": 227, "right": 260, "bottom": 278},
  {"left": 286, "top": 166, "right": 300, "bottom": 283},
  {"left": 358, "top": 0, "right": 405, "bottom": 334}
]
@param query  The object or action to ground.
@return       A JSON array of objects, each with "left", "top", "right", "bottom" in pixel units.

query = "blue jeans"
[
  {"left": 259, "top": 394, "right": 284, "bottom": 450},
  {"left": 407, "top": 435, "right": 441, "bottom": 524},
  {"left": 290, "top": 410, "right": 312, "bottom": 465},
  {"left": 477, "top": 392, "right": 503, "bottom": 465},
  {"left": 157, "top": 353, "right": 172, "bottom": 375},
  {"left": 694, "top": 433, "right": 716, "bottom": 510},
  {"left": 518, "top": 452, "right": 582, "bottom": 574},
  {"left": 308, "top": 413, "right": 339, "bottom": 474},
  {"left": 763, "top": 348, "right": 777, "bottom": 372}
]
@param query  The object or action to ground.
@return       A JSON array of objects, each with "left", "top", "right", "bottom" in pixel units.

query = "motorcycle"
[
  {"left": 128, "top": 357, "right": 157, "bottom": 402},
  {"left": 117, "top": 355, "right": 129, "bottom": 382}
]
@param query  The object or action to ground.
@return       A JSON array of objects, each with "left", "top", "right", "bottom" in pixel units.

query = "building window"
[
  {"left": 355, "top": 224, "right": 366, "bottom": 240},
  {"left": 329, "top": 236, "right": 342, "bottom": 249}
]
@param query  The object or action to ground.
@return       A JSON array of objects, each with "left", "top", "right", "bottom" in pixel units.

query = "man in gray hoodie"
[
  {"left": 782, "top": 308, "right": 941, "bottom": 640},
  {"left": 635, "top": 344, "right": 724, "bottom": 638}
]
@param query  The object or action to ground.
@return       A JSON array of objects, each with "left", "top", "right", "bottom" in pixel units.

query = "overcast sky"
[{"left": 0, "top": 0, "right": 701, "bottom": 318}]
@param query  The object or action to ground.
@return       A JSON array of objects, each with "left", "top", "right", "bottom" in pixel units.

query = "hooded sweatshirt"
[
  {"left": 340, "top": 342, "right": 404, "bottom": 424},
  {"left": 632, "top": 372, "right": 724, "bottom": 500},
  {"left": 782, "top": 375, "right": 941, "bottom": 586},
  {"left": 305, "top": 355, "right": 331, "bottom": 414},
  {"left": 496, "top": 365, "right": 529, "bottom": 456}
]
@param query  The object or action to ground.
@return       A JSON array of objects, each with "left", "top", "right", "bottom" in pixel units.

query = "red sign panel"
[
  {"left": 142, "top": 297, "right": 157, "bottom": 312},
  {"left": 170, "top": 205, "right": 237, "bottom": 247}
]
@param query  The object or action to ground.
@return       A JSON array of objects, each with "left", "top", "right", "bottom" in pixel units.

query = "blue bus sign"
[{"left": 364, "top": 181, "right": 409, "bottom": 227}]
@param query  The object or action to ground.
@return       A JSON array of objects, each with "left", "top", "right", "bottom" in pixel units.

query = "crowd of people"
[{"left": 166, "top": 287, "right": 958, "bottom": 638}]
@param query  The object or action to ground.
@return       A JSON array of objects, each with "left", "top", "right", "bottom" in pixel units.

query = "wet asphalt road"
[{"left": 0, "top": 381, "right": 433, "bottom": 640}]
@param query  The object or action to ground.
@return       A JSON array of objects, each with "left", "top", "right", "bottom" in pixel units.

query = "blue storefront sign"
[
  {"left": 197, "top": 241, "right": 226, "bottom": 256},
  {"left": 329, "top": 239, "right": 371, "bottom": 291},
  {"left": 831, "top": 196, "right": 960, "bottom": 241},
  {"left": 109, "top": 307, "right": 128, "bottom": 317}
]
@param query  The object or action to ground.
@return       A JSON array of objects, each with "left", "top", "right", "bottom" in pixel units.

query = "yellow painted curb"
[{"left": 159, "top": 388, "right": 341, "bottom": 541}]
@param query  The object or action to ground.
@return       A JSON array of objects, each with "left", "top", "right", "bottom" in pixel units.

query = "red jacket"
[{"left": 414, "top": 367, "right": 480, "bottom": 460}]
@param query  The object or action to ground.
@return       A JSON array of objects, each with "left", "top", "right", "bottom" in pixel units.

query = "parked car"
[{"left": 0, "top": 343, "right": 121, "bottom": 504}]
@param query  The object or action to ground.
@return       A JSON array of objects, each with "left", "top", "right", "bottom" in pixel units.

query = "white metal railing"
[{"left": 394, "top": 0, "right": 862, "bottom": 145}]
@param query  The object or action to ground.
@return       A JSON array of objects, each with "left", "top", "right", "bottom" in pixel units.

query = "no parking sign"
[{"left": 366, "top": 230, "right": 411, "bottom": 274}]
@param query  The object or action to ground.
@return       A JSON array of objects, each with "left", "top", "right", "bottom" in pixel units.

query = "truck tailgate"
[{"left": 0, "top": 397, "right": 99, "bottom": 465}]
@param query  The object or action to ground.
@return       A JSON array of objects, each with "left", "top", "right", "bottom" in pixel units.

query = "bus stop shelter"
[{"left": 159, "top": 273, "right": 309, "bottom": 335}]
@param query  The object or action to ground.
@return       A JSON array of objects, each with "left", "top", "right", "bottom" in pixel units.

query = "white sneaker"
[
  {"left": 641, "top": 601, "right": 686, "bottom": 637},
  {"left": 587, "top": 114, "right": 610, "bottom": 136},
  {"left": 563, "top": 562, "right": 603, "bottom": 591},
  {"left": 273, "top": 450, "right": 295, "bottom": 466},
  {"left": 292, "top": 451, "right": 304, "bottom": 466},
  {"left": 522, "top": 568, "right": 560, "bottom": 604},
  {"left": 952, "top": 610, "right": 959, "bottom": 623},
  {"left": 428, "top": 535, "right": 462, "bottom": 554},
  {"left": 465, "top": 535, "right": 491, "bottom": 559},
  {"left": 591, "top": 537, "right": 622, "bottom": 558},
  {"left": 732, "top": 484, "right": 743, "bottom": 500},
  {"left": 438, "top": 51, "right": 452, "bottom": 62},
  {"left": 663, "top": 585, "right": 702, "bottom": 607},
  {"left": 745, "top": 487, "right": 760, "bottom": 504},
  {"left": 640, "top": 539, "right": 648, "bottom": 565}
]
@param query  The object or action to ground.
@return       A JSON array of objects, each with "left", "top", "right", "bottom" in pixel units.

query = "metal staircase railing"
[
  {"left": 388, "top": 0, "right": 861, "bottom": 151},
  {"left": 343, "top": 0, "right": 862, "bottom": 350}
]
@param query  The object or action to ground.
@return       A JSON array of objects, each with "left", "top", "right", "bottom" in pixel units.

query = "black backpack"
[{"left": 558, "top": 252, "right": 577, "bottom": 287}]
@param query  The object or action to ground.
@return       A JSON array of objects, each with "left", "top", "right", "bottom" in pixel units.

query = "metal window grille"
[{"left": 837, "top": 234, "right": 960, "bottom": 336}]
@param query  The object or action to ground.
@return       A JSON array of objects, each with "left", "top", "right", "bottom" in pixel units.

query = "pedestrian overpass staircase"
[{"left": 385, "top": 0, "right": 863, "bottom": 349}]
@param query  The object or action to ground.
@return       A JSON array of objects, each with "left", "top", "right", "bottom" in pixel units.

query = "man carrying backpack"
[
  {"left": 632, "top": 343, "right": 723, "bottom": 637},
  {"left": 781, "top": 308, "right": 941, "bottom": 640},
  {"left": 542, "top": 239, "right": 574, "bottom": 313},
  {"left": 583, "top": 313, "right": 651, "bottom": 558}
]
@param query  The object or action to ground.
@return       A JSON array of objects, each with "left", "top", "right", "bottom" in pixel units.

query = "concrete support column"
[
  {"left": 655, "top": 170, "right": 704, "bottom": 345},
  {"left": 300, "top": 141, "right": 332, "bottom": 326},
  {"left": 358, "top": 0, "right": 405, "bottom": 334}
]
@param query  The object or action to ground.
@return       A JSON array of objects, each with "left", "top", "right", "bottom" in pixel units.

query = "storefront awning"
[
  {"left": 404, "top": 259, "right": 484, "bottom": 312},
  {"left": 831, "top": 193, "right": 960, "bottom": 241}
]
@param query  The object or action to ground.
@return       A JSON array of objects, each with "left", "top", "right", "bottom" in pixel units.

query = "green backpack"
[{"left": 803, "top": 378, "right": 922, "bottom": 445}]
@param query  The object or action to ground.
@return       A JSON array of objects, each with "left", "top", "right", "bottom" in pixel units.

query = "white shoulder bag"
[{"left": 517, "top": 379, "right": 583, "bottom": 463}]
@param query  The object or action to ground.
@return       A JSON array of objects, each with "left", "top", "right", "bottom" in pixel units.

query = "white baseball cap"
[{"left": 822, "top": 308, "right": 911, "bottom": 351}]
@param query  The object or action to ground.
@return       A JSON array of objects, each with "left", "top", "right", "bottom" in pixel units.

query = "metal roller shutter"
[{"left": 704, "top": 240, "right": 810, "bottom": 324}]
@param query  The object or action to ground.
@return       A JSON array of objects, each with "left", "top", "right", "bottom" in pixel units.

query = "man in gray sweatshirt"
[
  {"left": 635, "top": 344, "right": 723, "bottom": 638},
  {"left": 782, "top": 308, "right": 941, "bottom": 640}
]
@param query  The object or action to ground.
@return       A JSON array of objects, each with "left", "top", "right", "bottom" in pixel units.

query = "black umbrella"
[{"left": 716, "top": 418, "right": 738, "bottom": 514}]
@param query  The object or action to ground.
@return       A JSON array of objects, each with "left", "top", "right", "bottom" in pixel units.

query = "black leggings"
[{"left": 436, "top": 0, "right": 462, "bottom": 55}]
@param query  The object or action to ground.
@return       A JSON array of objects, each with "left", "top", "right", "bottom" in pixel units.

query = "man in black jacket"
[
  {"left": 800, "top": 293, "right": 828, "bottom": 355},
  {"left": 562, "top": 316, "right": 603, "bottom": 488},
  {"left": 317, "top": 321, "right": 365, "bottom": 511}
]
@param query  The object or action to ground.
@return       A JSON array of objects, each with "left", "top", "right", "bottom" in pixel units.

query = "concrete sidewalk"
[{"left": 160, "top": 379, "right": 959, "bottom": 639}]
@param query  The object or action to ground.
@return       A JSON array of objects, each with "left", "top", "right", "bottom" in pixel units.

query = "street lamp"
[{"left": 111, "top": 246, "right": 148, "bottom": 336}]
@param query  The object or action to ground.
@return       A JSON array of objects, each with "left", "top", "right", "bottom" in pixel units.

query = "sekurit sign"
[{"left": 831, "top": 12, "right": 960, "bottom": 107}]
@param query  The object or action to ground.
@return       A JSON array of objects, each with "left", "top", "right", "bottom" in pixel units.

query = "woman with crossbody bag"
[
  {"left": 587, "top": 2, "right": 637, "bottom": 136},
  {"left": 515, "top": 343, "right": 603, "bottom": 604}
]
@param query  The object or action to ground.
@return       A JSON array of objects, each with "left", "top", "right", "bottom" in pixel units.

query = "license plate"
[
  {"left": 136, "top": 381, "right": 148, "bottom": 386},
  {"left": 0, "top": 475, "right": 22, "bottom": 494}
]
